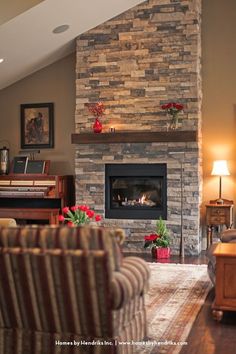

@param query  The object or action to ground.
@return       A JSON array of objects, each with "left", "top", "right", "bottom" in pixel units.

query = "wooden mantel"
[{"left": 71, "top": 130, "right": 197, "bottom": 144}]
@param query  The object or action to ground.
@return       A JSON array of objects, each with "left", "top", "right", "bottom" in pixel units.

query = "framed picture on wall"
[{"left": 20, "top": 102, "right": 54, "bottom": 149}]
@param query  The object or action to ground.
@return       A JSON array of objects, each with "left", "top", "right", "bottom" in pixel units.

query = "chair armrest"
[
  {"left": 220, "top": 229, "right": 236, "bottom": 243},
  {"left": 0, "top": 218, "right": 17, "bottom": 227},
  {"left": 111, "top": 257, "right": 150, "bottom": 310},
  {"left": 122, "top": 257, "right": 150, "bottom": 283},
  {"left": 206, "top": 243, "right": 218, "bottom": 286}
]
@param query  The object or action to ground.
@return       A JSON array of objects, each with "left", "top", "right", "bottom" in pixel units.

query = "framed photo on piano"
[
  {"left": 26, "top": 160, "right": 45, "bottom": 174},
  {"left": 20, "top": 102, "right": 54, "bottom": 149},
  {"left": 10, "top": 159, "right": 50, "bottom": 175},
  {"left": 12, "top": 156, "right": 28, "bottom": 174}
]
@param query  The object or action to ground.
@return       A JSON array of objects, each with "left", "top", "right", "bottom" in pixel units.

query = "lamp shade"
[{"left": 211, "top": 160, "right": 230, "bottom": 176}]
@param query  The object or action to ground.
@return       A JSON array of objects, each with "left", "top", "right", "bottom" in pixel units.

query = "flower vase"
[
  {"left": 152, "top": 247, "right": 170, "bottom": 259},
  {"left": 93, "top": 117, "right": 102, "bottom": 133},
  {"left": 169, "top": 115, "right": 179, "bottom": 130}
]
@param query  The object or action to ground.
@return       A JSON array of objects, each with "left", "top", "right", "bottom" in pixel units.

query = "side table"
[
  {"left": 205, "top": 201, "right": 234, "bottom": 248},
  {"left": 212, "top": 243, "right": 236, "bottom": 321}
]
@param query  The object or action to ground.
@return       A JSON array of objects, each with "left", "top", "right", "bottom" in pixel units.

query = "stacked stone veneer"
[{"left": 75, "top": 0, "right": 202, "bottom": 255}]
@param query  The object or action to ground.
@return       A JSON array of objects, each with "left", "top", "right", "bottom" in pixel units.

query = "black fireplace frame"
[{"left": 105, "top": 163, "right": 167, "bottom": 220}]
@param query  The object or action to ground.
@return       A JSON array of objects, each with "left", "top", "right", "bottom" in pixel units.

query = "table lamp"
[{"left": 211, "top": 160, "right": 230, "bottom": 204}]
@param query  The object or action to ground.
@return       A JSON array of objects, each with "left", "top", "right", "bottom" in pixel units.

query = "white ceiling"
[{"left": 0, "top": 0, "right": 144, "bottom": 90}]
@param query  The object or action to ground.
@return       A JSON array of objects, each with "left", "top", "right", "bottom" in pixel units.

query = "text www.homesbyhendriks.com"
[{"left": 55, "top": 339, "right": 188, "bottom": 347}]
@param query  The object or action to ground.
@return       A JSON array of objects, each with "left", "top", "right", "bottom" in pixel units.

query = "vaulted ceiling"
[{"left": 0, "top": 0, "right": 144, "bottom": 90}]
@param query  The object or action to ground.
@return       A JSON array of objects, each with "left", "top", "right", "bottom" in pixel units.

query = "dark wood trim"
[
  {"left": 71, "top": 131, "right": 198, "bottom": 144},
  {"left": 0, "top": 208, "right": 60, "bottom": 224}
]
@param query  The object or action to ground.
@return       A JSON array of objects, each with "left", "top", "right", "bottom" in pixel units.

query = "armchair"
[
  {"left": 0, "top": 225, "right": 150, "bottom": 353},
  {"left": 207, "top": 228, "right": 236, "bottom": 285}
]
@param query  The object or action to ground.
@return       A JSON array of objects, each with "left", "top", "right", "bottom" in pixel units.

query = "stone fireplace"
[
  {"left": 105, "top": 163, "right": 167, "bottom": 220},
  {"left": 73, "top": 0, "right": 202, "bottom": 255}
]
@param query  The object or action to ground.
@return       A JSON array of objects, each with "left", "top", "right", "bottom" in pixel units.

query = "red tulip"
[
  {"left": 58, "top": 215, "right": 65, "bottom": 222},
  {"left": 86, "top": 210, "right": 95, "bottom": 218},
  {"left": 67, "top": 221, "right": 75, "bottom": 227},
  {"left": 62, "top": 206, "right": 69, "bottom": 214},
  {"left": 95, "top": 215, "right": 102, "bottom": 222},
  {"left": 71, "top": 205, "right": 79, "bottom": 212},
  {"left": 78, "top": 205, "right": 89, "bottom": 212}
]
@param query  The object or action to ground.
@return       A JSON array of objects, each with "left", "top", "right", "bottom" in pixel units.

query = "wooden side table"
[
  {"left": 212, "top": 243, "right": 236, "bottom": 321},
  {"left": 206, "top": 201, "right": 234, "bottom": 248}
]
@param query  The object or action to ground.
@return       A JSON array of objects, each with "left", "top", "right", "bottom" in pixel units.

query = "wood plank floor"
[
  {"left": 124, "top": 252, "right": 236, "bottom": 354},
  {"left": 181, "top": 288, "right": 236, "bottom": 354}
]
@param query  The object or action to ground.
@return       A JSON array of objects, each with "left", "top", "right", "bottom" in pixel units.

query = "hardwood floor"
[
  {"left": 181, "top": 288, "right": 236, "bottom": 354},
  {"left": 124, "top": 251, "right": 236, "bottom": 354},
  {"left": 124, "top": 251, "right": 208, "bottom": 265}
]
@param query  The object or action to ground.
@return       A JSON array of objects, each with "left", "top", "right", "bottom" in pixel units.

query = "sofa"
[
  {"left": 0, "top": 225, "right": 150, "bottom": 353},
  {"left": 207, "top": 228, "right": 236, "bottom": 285}
]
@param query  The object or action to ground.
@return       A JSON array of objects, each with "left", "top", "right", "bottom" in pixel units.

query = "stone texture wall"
[
  {"left": 75, "top": 0, "right": 202, "bottom": 254},
  {"left": 75, "top": 142, "right": 201, "bottom": 255}
]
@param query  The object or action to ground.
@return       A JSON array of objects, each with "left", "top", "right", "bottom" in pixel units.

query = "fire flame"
[{"left": 139, "top": 194, "right": 146, "bottom": 204}]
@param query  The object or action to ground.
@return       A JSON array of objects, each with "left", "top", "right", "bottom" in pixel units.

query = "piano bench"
[{"left": 0, "top": 208, "right": 60, "bottom": 225}]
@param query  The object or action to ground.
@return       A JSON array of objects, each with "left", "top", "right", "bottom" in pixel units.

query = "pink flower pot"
[{"left": 152, "top": 247, "right": 170, "bottom": 259}]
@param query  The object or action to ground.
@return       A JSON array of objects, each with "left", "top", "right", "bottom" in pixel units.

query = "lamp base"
[{"left": 216, "top": 198, "right": 224, "bottom": 204}]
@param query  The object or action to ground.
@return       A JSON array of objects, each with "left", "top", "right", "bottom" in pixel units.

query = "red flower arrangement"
[
  {"left": 144, "top": 233, "right": 170, "bottom": 249},
  {"left": 161, "top": 102, "right": 184, "bottom": 129},
  {"left": 161, "top": 102, "right": 184, "bottom": 114},
  {"left": 144, "top": 217, "right": 170, "bottom": 249},
  {"left": 88, "top": 102, "right": 105, "bottom": 133},
  {"left": 144, "top": 234, "right": 159, "bottom": 242},
  {"left": 88, "top": 102, "right": 105, "bottom": 117},
  {"left": 58, "top": 205, "right": 102, "bottom": 226}
]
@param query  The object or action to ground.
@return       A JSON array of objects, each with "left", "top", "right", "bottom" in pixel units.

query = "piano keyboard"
[{"left": 0, "top": 191, "right": 46, "bottom": 197}]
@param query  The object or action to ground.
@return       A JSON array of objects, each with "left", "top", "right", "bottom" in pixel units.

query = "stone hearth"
[{"left": 73, "top": 0, "right": 202, "bottom": 254}]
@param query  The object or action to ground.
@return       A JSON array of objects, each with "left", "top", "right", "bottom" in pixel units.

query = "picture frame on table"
[{"left": 20, "top": 102, "right": 54, "bottom": 149}]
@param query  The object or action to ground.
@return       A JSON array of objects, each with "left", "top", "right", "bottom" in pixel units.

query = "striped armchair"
[{"left": 0, "top": 225, "right": 150, "bottom": 353}]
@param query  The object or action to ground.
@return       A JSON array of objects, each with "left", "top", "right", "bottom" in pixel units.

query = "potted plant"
[{"left": 144, "top": 217, "right": 170, "bottom": 259}]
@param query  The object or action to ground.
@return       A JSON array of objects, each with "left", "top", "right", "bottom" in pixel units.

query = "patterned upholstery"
[{"left": 0, "top": 225, "right": 150, "bottom": 353}]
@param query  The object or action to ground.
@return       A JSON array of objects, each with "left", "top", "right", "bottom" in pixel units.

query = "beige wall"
[
  {"left": 0, "top": 53, "right": 75, "bottom": 175},
  {"left": 202, "top": 0, "right": 236, "bottom": 225},
  {"left": 0, "top": 0, "right": 43, "bottom": 25}
]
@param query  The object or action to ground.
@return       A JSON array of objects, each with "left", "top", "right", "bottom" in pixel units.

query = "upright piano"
[{"left": 0, "top": 175, "right": 75, "bottom": 224}]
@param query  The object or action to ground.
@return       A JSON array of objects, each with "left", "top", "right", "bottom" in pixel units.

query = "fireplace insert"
[{"left": 105, "top": 163, "right": 167, "bottom": 219}]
